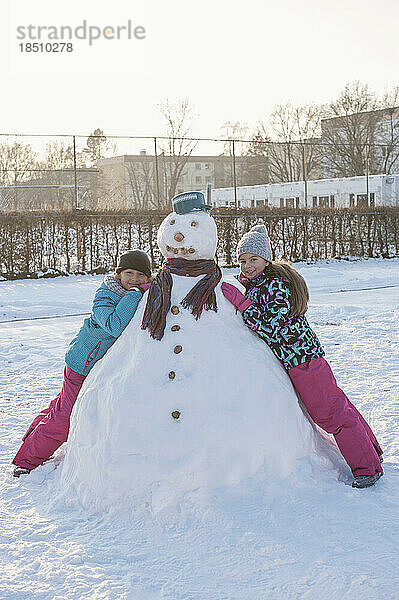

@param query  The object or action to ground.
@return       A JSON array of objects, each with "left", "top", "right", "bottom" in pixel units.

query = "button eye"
[
  {"left": 170, "top": 219, "right": 175, "bottom": 225},
  {"left": 191, "top": 221, "right": 197, "bottom": 227}
]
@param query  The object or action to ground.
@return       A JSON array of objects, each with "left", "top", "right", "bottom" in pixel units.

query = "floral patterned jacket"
[{"left": 240, "top": 272, "right": 325, "bottom": 370}]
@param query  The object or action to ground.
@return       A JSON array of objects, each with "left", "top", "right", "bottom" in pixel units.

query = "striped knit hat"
[{"left": 236, "top": 224, "right": 272, "bottom": 263}]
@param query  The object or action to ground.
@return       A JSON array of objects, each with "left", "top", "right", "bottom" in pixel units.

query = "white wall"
[{"left": 211, "top": 174, "right": 399, "bottom": 208}]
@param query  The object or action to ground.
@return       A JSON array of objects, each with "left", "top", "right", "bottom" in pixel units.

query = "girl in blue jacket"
[{"left": 12, "top": 250, "right": 152, "bottom": 477}]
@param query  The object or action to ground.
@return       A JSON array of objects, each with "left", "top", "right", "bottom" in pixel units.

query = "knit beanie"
[
  {"left": 115, "top": 250, "right": 152, "bottom": 277},
  {"left": 236, "top": 224, "right": 272, "bottom": 263}
]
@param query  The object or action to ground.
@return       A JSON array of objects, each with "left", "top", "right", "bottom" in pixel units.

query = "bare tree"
[
  {"left": 157, "top": 99, "right": 197, "bottom": 208},
  {"left": 243, "top": 125, "right": 272, "bottom": 185},
  {"left": 0, "top": 142, "right": 38, "bottom": 211},
  {"left": 321, "top": 81, "right": 381, "bottom": 177},
  {"left": 36, "top": 140, "right": 75, "bottom": 210},
  {"left": 267, "top": 102, "right": 322, "bottom": 183},
  {"left": 125, "top": 157, "right": 158, "bottom": 210},
  {"left": 220, "top": 121, "right": 249, "bottom": 156},
  {"left": 243, "top": 105, "right": 322, "bottom": 186},
  {"left": 217, "top": 121, "right": 251, "bottom": 187},
  {"left": 97, "top": 177, "right": 126, "bottom": 210},
  {"left": 43, "top": 140, "right": 74, "bottom": 170},
  {"left": 374, "top": 87, "right": 399, "bottom": 174}
]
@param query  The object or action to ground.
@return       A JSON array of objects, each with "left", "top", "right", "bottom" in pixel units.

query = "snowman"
[{"left": 57, "top": 192, "right": 335, "bottom": 511}]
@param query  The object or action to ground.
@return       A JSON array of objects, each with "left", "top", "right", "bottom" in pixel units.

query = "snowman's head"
[{"left": 157, "top": 211, "right": 218, "bottom": 260}]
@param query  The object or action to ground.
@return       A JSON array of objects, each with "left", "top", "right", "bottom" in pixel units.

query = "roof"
[{"left": 321, "top": 107, "right": 399, "bottom": 128}]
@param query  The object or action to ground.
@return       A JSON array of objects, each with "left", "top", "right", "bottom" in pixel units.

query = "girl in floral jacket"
[
  {"left": 222, "top": 225, "right": 383, "bottom": 489},
  {"left": 12, "top": 250, "right": 152, "bottom": 477}
]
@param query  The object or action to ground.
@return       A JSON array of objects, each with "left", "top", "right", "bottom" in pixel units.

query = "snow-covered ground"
[{"left": 1, "top": 258, "right": 398, "bottom": 600}]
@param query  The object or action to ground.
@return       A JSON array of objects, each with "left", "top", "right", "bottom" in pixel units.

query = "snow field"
[{"left": 0, "top": 258, "right": 398, "bottom": 600}]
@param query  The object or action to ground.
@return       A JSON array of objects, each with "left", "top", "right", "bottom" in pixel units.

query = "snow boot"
[
  {"left": 12, "top": 465, "right": 31, "bottom": 478},
  {"left": 352, "top": 472, "right": 383, "bottom": 489}
]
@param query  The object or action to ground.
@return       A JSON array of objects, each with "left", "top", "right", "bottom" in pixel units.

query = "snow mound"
[{"left": 55, "top": 277, "right": 344, "bottom": 512}]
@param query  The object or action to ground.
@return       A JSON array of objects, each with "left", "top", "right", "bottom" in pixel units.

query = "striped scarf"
[
  {"left": 141, "top": 258, "right": 222, "bottom": 340},
  {"left": 104, "top": 274, "right": 126, "bottom": 297}
]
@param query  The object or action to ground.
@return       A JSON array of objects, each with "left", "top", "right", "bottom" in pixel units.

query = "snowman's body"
[{"left": 58, "top": 211, "right": 335, "bottom": 510}]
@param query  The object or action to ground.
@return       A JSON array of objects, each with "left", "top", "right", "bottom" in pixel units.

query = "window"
[
  {"left": 204, "top": 163, "right": 210, "bottom": 169},
  {"left": 286, "top": 198, "right": 295, "bottom": 208},
  {"left": 264, "top": 198, "right": 269, "bottom": 207},
  {"left": 205, "top": 176, "right": 212, "bottom": 183},
  {"left": 280, "top": 198, "right": 284, "bottom": 208},
  {"left": 195, "top": 163, "right": 201, "bottom": 170},
  {"left": 256, "top": 199, "right": 265, "bottom": 207},
  {"left": 349, "top": 193, "right": 355, "bottom": 208},
  {"left": 295, "top": 197, "right": 300, "bottom": 209},
  {"left": 195, "top": 176, "right": 202, "bottom": 184},
  {"left": 312, "top": 196, "right": 317, "bottom": 208},
  {"left": 330, "top": 195, "right": 335, "bottom": 208},
  {"left": 370, "top": 192, "right": 375, "bottom": 207},
  {"left": 319, "top": 196, "right": 329, "bottom": 208},
  {"left": 356, "top": 194, "right": 368, "bottom": 208}
]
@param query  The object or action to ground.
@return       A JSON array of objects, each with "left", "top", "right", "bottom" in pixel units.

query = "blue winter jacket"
[{"left": 65, "top": 282, "right": 143, "bottom": 376}]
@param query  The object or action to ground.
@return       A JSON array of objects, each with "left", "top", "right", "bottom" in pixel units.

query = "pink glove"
[
  {"left": 221, "top": 282, "right": 252, "bottom": 313},
  {"left": 138, "top": 282, "right": 152, "bottom": 292}
]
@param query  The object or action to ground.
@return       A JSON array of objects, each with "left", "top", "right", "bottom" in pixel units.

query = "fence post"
[
  {"left": 73, "top": 135, "right": 78, "bottom": 210},
  {"left": 302, "top": 142, "right": 308, "bottom": 209},
  {"left": 154, "top": 137, "right": 161, "bottom": 211},
  {"left": 232, "top": 140, "right": 237, "bottom": 210}
]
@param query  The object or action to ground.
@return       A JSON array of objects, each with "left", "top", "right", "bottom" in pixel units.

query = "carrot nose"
[{"left": 174, "top": 232, "right": 184, "bottom": 242}]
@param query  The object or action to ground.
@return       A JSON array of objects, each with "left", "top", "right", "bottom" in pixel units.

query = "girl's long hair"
[{"left": 264, "top": 261, "right": 309, "bottom": 317}]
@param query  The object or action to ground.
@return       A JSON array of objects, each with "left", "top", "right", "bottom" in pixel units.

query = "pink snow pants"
[
  {"left": 12, "top": 365, "right": 85, "bottom": 471},
  {"left": 288, "top": 357, "right": 383, "bottom": 477}
]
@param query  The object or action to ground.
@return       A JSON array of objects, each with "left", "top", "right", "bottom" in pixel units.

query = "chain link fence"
[{"left": 1, "top": 132, "right": 399, "bottom": 213}]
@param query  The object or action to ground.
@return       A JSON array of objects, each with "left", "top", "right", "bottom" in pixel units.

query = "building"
[
  {"left": 321, "top": 107, "right": 399, "bottom": 178},
  {"left": 99, "top": 153, "right": 216, "bottom": 210},
  {"left": 211, "top": 173, "right": 399, "bottom": 209},
  {"left": 97, "top": 152, "right": 265, "bottom": 210},
  {"left": 0, "top": 168, "right": 98, "bottom": 212}
]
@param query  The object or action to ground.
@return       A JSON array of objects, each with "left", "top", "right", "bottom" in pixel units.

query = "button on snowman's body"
[{"left": 58, "top": 210, "right": 330, "bottom": 512}]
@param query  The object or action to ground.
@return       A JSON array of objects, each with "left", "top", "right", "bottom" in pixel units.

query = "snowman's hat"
[{"left": 172, "top": 191, "right": 212, "bottom": 215}]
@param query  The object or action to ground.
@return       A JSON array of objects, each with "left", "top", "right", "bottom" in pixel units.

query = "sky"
[{"left": 1, "top": 0, "right": 399, "bottom": 155}]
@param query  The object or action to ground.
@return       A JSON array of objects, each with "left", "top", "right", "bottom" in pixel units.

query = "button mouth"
[{"left": 165, "top": 245, "right": 196, "bottom": 256}]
